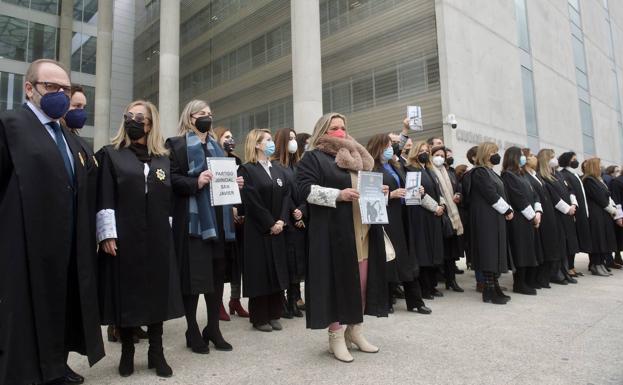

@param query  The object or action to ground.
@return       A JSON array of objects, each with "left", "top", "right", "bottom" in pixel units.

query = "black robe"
[
  {"left": 297, "top": 149, "right": 388, "bottom": 329},
  {"left": 468, "top": 167, "right": 510, "bottom": 274},
  {"left": 167, "top": 136, "right": 233, "bottom": 294},
  {"left": 0, "top": 106, "right": 104, "bottom": 385},
  {"left": 238, "top": 162, "right": 290, "bottom": 298},
  {"left": 459, "top": 169, "right": 474, "bottom": 265},
  {"left": 583, "top": 176, "right": 617, "bottom": 254},
  {"left": 501, "top": 171, "right": 538, "bottom": 268},
  {"left": 525, "top": 171, "right": 563, "bottom": 263},
  {"left": 278, "top": 162, "right": 307, "bottom": 282},
  {"left": 560, "top": 168, "right": 592, "bottom": 252},
  {"left": 378, "top": 162, "right": 418, "bottom": 282},
  {"left": 542, "top": 173, "right": 580, "bottom": 256},
  {"left": 404, "top": 166, "right": 444, "bottom": 267},
  {"left": 610, "top": 175, "right": 623, "bottom": 251},
  {"left": 96, "top": 145, "right": 184, "bottom": 327}
]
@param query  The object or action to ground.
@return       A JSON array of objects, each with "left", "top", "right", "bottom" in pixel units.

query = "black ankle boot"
[
  {"left": 118, "top": 328, "right": 135, "bottom": 377},
  {"left": 202, "top": 326, "right": 233, "bottom": 351},
  {"left": 482, "top": 286, "right": 507, "bottom": 304},
  {"left": 493, "top": 278, "right": 511, "bottom": 302},
  {"left": 445, "top": 279, "right": 464, "bottom": 292},
  {"left": 147, "top": 323, "right": 172, "bottom": 378},
  {"left": 185, "top": 328, "right": 209, "bottom": 354},
  {"left": 513, "top": 268, "right": 536, "bottom": 295},
  {"left": 288, "top": 295, "right": 304, "bottom": 317}
]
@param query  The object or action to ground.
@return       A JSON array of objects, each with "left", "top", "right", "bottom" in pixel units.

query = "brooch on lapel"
[
  {"left": 156, "top": 168, "right": 166, "bottom": 181},
  {"left": 276, "top": 178, "right": 283, "bottom": 187},
  {"left": 78, "top": 152, "right": 85, "bottom": 167}
]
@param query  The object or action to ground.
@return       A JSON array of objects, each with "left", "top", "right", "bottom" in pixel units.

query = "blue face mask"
[
  {"left": 382, "top": 147, "right": 394, "bottom": 162},
  {"left": 264, "top": 141, "right": 275, "bottom": 157},
  {"left": 519, "top": 155, "right": 527, "bottom": 167},
  {"left": 64, "top": 108, "right": 87, "bottom": 129},
  {"left": 39, "top": 91, "right": 70, "bottom": 119}
]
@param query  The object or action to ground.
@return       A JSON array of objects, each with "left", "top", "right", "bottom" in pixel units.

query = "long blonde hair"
[
  {"left": 537, "top": 149, "right": 556, "bottom": 181},
  {"left": 406, "top": 141, "right": 430, "bottom": 169},
  {"left": 178, "top": 99, "right": 211, "bottom": 136},
  {"left": 307, "top": 112, "right": 347, "bottom": 150},
  {"left": 244, "top": 128, "right": 271, "bottom": 164},
  {"left": 474, "top": 142, "right": 499, "bottom": 167},
  {"left": 111, "top": 100, "right": 168, "bottom": 156},
  {"left": 582, "top": 157, "right": 602, "bottom": 180}
]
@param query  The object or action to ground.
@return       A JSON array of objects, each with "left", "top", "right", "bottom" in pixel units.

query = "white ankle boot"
[
  {"left": 328, "top": 328, "right": 354, "bottom": 363},
  {"left": 345, "top": 323, "right": 379, "bottom": 353}
]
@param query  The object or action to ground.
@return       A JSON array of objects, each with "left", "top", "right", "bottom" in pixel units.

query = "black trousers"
[
  {"left": 249, "top": 291, "right": 283, "bottom": 325},
  {"left": 403, "top": 280, "right": 425, "bottom": 309},
  {"left": 419, "top": 266, "right": 437, "bottom": 296},
  {"left": 443, "top": 259, "right": 456, "bottom": 282}
]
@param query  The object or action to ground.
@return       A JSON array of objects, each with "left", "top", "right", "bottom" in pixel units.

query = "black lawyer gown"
[
  {"left": 542, "top": 173, "right": 580, "bottom": 257},
  {"left": 610, "top": 175, "right": 623, "bottom": 251},
  {"left": 525, "top": 171, "right": 562, "bottom": 263},
  {"left": 583, "top": 176, "right": 617, "bottom": 254}
]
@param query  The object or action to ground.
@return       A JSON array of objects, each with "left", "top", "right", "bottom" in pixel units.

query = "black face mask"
[
  {"left": 392, "top": 143, "right": 400, "bottom": 157},
  {"left": 194, "top": 116, "right": 212, "bottom": 133},
  {"left": 570, "top": 160, "right": 579, "bottom": 169},
  {"left": 490, "top": 153, "right": 501, "bottom": 165},
  {"left": 417, "top": 153, "right": 429, "bottom": 164},
  {"left": 125, "top": 120, "right": 146, "bottom": 141},
  {"left": 446, "top": 157, "right": 454, "bottom": 166},
  {"left": 223, "top": 138, "right": 235, "bottom": 153}
]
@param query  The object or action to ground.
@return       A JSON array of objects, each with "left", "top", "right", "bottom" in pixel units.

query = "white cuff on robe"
[
  {"left": 534, "top": 202, "right": 543, "bottom": 213},
  {"left": 521, "top": 205, "right": 536, "bottom": 221},
  {"left": 605, "top": 205, "right": 617, "bottom": 216},
  {"left": 96, "top": 209, "right": 117, "bottom": 243},
  {"left": 169, "top": 216, "right": 173, "bottom": 228},
  {"left": 307, "top": 185, "right": 340, "bottom": 208},
  {"left": 492, "top": 197, "right": 511, "bottom": 215},
  {"left": 569, "top": 194, "right": 578, "bottom": 206},
  {"left": 555, "top": 199, "right": 572, "bottom": 214},
  {"left": 421, "top": 194, "right": 440, "bottom": 212},
  {"left": 615, "top": 204, "right": 623, "bottom": 220}
]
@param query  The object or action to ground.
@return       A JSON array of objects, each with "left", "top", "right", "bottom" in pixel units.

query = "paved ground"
[{"left": 69, "top": 253, "right": 623, "bottom": 385}]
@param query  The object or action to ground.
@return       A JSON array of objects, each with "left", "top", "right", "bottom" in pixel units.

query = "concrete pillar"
[
  {"left": 58, "top": 0, "right": 74, "bottom": 69},
  {"left": 291, "top": 0, "right": 323, "bottom": 134},
  {"left": 93, "top": 0, "right": 114, "bottom": 151},
  {"left": 159, "top": 0, "right": 180, "bottom": 139}
]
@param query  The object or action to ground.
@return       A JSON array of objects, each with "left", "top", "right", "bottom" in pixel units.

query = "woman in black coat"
[
  {"left": 96, "top": 101, "right": 183, "bottom": 378},
  {"left": 271, "top": 127, "right": 307, "bottom": 318},
  {"left": 367, "top": 133, "right": 430, "bottom": 314},
  {"left": 610, "top": 172, "right": 623, "bottom": 265},
  {"left": 238, "top": 129, "right": 290, "bottom": 332},
  {"left": 404, "top": 141, "right": 445, "bottom": 300},
  {"left": 501, "top": 147, "right": 540, "bottom": 295},
  {"left": 297, "top": 113, "right": 388, "bottom": 363},
  {"left": 558, "top": 151, "right": 591, "bottom": 276},
  {"left": 168, "top": 100, "right": 243, "bottom": 354},
  {"left": 537, "top": 149, "right": 579, "bottom": 284},
  {"left": 523, "top": 150, "right": 563, "bottom": 289},
  {"left": 468, "top": 142, "right": 513, "bottom": 304},
  {"left": 582, "top": 158, "right": 619, "bottom": 276}
]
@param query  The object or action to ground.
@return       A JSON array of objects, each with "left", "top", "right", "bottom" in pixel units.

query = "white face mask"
[
  {"left": 432, "top": 155, "right": 445, "bottom": 168},
  {"left": 288, "top": 139, "right": 298, "bottom": 154},
  {"left": 549, "top": 158, "right": 559, "bottom": 169}
]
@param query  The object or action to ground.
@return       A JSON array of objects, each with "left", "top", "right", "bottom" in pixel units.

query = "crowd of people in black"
[{"left": 2, "top": 59, "right": 623, "bottom": 385}]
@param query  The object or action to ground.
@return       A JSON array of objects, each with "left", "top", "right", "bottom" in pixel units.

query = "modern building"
[{"left": 1, "top": 0, "right": 622, "bottom": 165}]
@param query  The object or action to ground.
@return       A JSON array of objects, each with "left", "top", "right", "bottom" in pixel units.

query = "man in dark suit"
[{"left": 0, "top": 59, "right": 104, "bottom": 385}]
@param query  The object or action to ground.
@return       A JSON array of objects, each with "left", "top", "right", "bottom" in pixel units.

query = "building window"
[
  {"left": 27, "top": 21, "right": 57, "bottom": 62},
  {"left": 0, "top": 15, "right": 58, "bottom": 62},
  {"left": 514, "top": 0, "right": 530, "bottom": 52},
  {"left": 71, "top": 34, "right": 97, "bottom": 75},
  {"left": 352, "top": 74, "right": 373, "bottom": 111},
  {"left": 520, "top": 66, "right": 538, "bottom": 138},
  {"left": 3, "top": 0, "right": 59, "bottom": 15},
  {"left": 0, "top": 72, "right": 24, "bottom": 111},
  {"left": 73, "top": 0, "right": 98, "bottom": 24},
  {"left": 579, "top": 100, "right": 595, "bottom": 155}
]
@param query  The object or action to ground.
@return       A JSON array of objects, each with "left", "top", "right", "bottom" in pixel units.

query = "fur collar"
[{"left": 315, "top": 135, "right": 374, "bottom": 172}]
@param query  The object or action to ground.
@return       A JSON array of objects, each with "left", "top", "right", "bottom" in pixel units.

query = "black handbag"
[{"left": 441, "top": 212, "right": 455, "bottom": 238}]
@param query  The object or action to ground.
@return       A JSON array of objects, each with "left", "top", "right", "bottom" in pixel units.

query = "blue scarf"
[{"left": 186, "top": 131, "right": 236, "bottom": 241}]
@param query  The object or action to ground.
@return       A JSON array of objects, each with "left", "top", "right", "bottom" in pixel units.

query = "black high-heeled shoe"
[
  {"left": 148, "top": 348, "right": 173, "bottom": 378},
  {"left": 185, "top": 329, "right": 209, "bottom": 354},
  {"left": 118, "top": 338, "right": 135, "bottom": 377},
  {"left": 482, "top": 286, "right": 507, "bottom": 305},
  {"left": 410, "top": 305, "right": 432, "bottom": 314},
  {"left": 445, "top": 280, "right": 464, "bottom": 292},
  {"left": 202, "top": 327, "right": 233, "bottom": 351}
]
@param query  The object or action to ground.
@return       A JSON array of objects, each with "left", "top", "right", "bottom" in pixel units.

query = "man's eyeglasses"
[
  {"left": 32, "top": 81, "right": 71, "bottom": 96},
  {"left": 123, "top": 112, "right": 150, "bottom": 124}
]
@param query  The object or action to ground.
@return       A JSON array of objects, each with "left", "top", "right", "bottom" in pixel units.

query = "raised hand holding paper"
[{"left": 407, "top": 105, "right": 423, "bottom": 131}]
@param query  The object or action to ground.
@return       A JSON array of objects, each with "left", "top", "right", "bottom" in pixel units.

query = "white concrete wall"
[{"left": 436, "top": 0, "right": 623, "bottom": 166}]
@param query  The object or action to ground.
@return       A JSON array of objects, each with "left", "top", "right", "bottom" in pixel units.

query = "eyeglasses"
[
  {"left": 191, "top": 112, "right": 213, "bottom": 119},
  {"left": 123, "top": 112, "right": 150, "bottom": 124},
  {"left": 33, "top": 81, "right": 71, "bottom": 96}
]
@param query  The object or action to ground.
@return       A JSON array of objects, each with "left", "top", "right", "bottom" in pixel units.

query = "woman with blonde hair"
[
  {"left": 405, "top": 141, "right": 446, "bottom": 299},
  {"left": 582, "top": 158, "right": 620, "bottom": 276},
  {"left": 96, "top": 100, "right": 183, "bottom": 378},
  {"left": 537, "top": 149, "right": 579, "bottom": 284},
  {"left": 167, "top": 100, "right": 243, "bottom": 355},
  {"left": 297, "top": 113, "right": 389, "bottom": 363},
  {"left": 468, "top": 142, "right": 513, "bottom": 304},
  {"left": 238, "top": 129, "right": 291, "bottom": 332}
]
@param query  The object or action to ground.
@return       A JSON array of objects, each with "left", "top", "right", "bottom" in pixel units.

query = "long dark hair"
[
  {"left": 295, "top": 132, "right": 310, "bottom": 158},
  {"left": 271, "top": 127, "right": 300, "bottom": 167},
  {"left": 366, "top": 133, "right": 398, "bottom": 171},
  {"left": 502, "top": 146, "right": 523, "bottom": 174}
]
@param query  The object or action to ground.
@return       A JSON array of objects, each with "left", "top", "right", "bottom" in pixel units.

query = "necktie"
[{"left": 47, "top": 121, "right": 74, "bottom": 185}]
